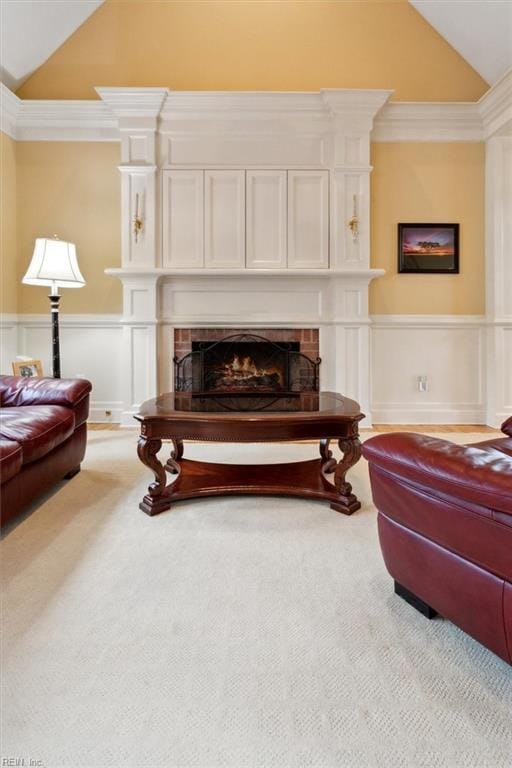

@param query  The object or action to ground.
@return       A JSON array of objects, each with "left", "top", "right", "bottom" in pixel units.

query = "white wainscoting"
[
  {"left": 2, "top": 312, "right": 501, "bottom": 426},
  {"left": 0, "top": 314, "right": 124, "bottom": 423},
  {"left": 371, "top": 315, "right": 487, "bottom": 424},
  {"left": 489, "top": 322, "right": 512, "bottom": 426},
  {"left": 504, "top": 327, "right": 512, "bottom": 418}
]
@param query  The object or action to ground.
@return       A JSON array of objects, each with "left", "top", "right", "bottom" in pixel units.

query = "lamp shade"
[{"left": 22, "top": 238, "right": 85, "bottom": 289}]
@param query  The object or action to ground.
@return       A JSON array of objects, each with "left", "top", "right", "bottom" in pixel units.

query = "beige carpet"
[{"left": 2, "top": 431, "right": 511, "bottom": 768}]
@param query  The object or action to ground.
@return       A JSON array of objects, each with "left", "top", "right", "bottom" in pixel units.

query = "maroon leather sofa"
[
  {"left": 0, "top": 375, "right": 92, "bottom": 526},
  {"left": 362, "top": 419, "right": 512, "bottom": 665}
]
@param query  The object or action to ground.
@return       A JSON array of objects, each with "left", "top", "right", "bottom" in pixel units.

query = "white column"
[
  {"left": 118, "top": 275, "right": 160, "bottom": 425},
  {"left": 484, "top": 136, "right": 512, "bottom": 427},
  {"left": 97, "top": 89, "right": 167, "bottom": 420},
  {"left": 321, "top": 90, "right": 390, "bottom": 425},
  {"left": 479, "top": 73, "right": 512, "bottom": 427},
  {"left": 327, "top": 274, "right": 381, "bottom": 426},
  {"left": 321, "top": 89, "right": 391, "bottom": 270}
]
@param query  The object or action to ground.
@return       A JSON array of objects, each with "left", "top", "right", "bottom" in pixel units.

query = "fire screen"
[{"left": 174, "top": 333, "right": 320, "bottom": 395}]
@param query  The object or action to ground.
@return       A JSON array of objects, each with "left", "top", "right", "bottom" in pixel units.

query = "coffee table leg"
[
  {"left": 137, "top": 437, "right": 172, "bottom": 516},
  {"left": 319, "top": 438, "right": 336, "bottom": 474},
  {"left": 331, "top": 436, "right": 362, "bottom": 515},
  {"left": 165, "top": 439, "right": 184, "bottom": 475}
]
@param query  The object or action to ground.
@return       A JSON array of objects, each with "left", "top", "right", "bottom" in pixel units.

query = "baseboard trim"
[
  {"left": 89, "top": 403, "right": 124, "bottom": 423},
  {"left": 371, "top": 407, "right": 487, "bottom": 425}
]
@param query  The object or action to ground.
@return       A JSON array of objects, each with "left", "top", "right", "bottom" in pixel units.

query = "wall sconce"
[
  {"left": 347, "top": 194, "right": 359, "bottom": 242},
  {"left": 133, "top": 192, "right": 144, "bottom": 243}
]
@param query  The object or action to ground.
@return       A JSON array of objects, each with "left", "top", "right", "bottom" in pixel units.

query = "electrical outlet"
[
  {"left": 418, "top": 375, "right": 428, "bottom": 392},
  {"left": 105, "top": 410, "right": 112, "bottom": 417}
]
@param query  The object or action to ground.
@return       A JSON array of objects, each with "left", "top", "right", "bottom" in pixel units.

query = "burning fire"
[{"left": 220, "top": 354, "right": 283, "bottom": 387}]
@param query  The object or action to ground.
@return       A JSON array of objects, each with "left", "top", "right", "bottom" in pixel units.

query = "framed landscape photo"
[
  {"left": 12, "top": 359, "right": 43, "bottom": 378},
  {"left": 398, "top": 223, "right": 459, "bottom": 274}
]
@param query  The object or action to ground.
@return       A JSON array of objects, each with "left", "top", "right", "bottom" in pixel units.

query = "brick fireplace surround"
[{"left": 173, "top": 328, "right": 320, "bottom": 364}]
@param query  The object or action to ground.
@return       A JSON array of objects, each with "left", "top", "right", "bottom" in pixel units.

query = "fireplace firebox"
[{"left": 174, "top": 333, "right": 320, "bottom": 395}]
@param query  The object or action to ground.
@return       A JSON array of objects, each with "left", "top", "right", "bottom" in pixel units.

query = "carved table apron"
[{"left": 135, "top": 391, "right": 364, "bottom": 517}]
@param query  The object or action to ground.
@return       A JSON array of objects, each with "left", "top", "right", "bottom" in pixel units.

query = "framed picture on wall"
[
  {"left": 12, "top": 359, "right": 44, "bottom": 378},
  {"left": 398, "top": 223, "right": 459, "bottom": 274}
]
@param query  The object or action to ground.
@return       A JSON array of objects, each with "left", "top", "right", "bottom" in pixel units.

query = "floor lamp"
[{"left": 22, "top": 237, "right": 86, "bottom": 378}]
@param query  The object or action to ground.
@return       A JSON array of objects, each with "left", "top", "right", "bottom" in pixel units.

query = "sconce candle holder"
[
  {"left": 133, "top": 193, "right": 144, "bottom": 243},
  {"left": 347, "top": 194, "right": 359, "bottom": 242}
]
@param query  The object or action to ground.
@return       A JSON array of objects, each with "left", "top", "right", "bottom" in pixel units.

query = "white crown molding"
[
  {"left": 0, "top": 84, "right": 118, "bottom": 141},
  {"left": 95, "top": 87, "right": 168, "bottom": 120},
  {"left": 371, "top": 101, "right": 483, "bottom": 142},
  {"left": 0, "top": 83, "right": 21, "bottom": 139},
  {"left": 17, "top": 99, "right": 118, "bottom": 141},
  {"left": 478, "top": 68, "right": 512, "bottom": 139},
  {"left": 159, "top": 89, "right": 391, "bottom": 120},
  {"left": 1, "top": 84, "right": 506, "bottom": 143},
  {"left": 321, "top": 88, "right": 393, "bottom": 117},
  {"left": 162, "top": 90, "right": 325, "bottom": 119}
]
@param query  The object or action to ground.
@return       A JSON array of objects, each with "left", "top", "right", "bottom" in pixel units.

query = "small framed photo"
[
  {"left": 12, "top": 359, "right": 43, "bottom": 378},
  {"left": 398, "top": 223, "right": 459, "bottom": 274}
]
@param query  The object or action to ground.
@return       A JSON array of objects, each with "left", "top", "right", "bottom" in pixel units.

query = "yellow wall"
[
  {"left": 0, "top": 132, "right": 18, "bottom": 314},
  {"left": 370, "top": 142, "right": 485, "bottom": 315},
  {"left": 12, "top": 141, "right": 485, "bottom": 316},
  {"left": 10, "top": 2, "right": 487, "bottom": 318},
  {"left": 18, "top": 0, "right": 487, "bottom": 101},
  {"left": 16, "top": 142, "right": 122, "bottom": 314}
]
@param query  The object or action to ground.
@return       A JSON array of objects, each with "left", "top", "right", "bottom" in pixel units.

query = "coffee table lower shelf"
[{"left": 139, "top": 456, "right": 361, "bottom": 517}]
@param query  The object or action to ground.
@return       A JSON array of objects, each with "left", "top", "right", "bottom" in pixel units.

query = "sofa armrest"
[
  {"left": 502, "top": 417, "right": 512, "bottom": 437},
  {"left": 0, "top": 376, "right": 92, "bottom": 409},
  {"left": 362, "top": 433, "right": 512, "bottom": 516}
]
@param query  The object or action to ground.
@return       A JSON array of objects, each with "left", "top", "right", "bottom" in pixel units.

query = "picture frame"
[
  {"left": 12, "top": 359, "right": 44, "bottom": 378},
  {"left": 398, "top": 223, "right": 459, "bottom": 274}
]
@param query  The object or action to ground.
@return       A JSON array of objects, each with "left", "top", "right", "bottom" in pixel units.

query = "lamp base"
[{"left": 49, "top": 294, "right": 61, "bottom": 378}]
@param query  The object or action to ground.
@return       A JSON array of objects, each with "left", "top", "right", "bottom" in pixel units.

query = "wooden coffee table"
[{"left": 135, "top": 391, "right": 364, "bottom": 517}]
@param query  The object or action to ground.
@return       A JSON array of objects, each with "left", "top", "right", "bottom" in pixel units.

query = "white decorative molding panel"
[
  {"left": 162, "top": 170, "right": 204, "bottom": 268},
  {"left": 204, "top": 170, "right": 246, "bottom": 269},
  {"left": 371, "top": 315, "right": 487, "bottom": 424},
  {"left": 0, "top": 314, "right": 124, "bottom": 423},
  {"left": 287, "top": 170, "right": 329, "bottom": 268},
  {"left": 246, "top": 170, "right": 287, "bottom": 269},
  {"left": 1, "top": 312, "right": 494, "bottom": 426}
]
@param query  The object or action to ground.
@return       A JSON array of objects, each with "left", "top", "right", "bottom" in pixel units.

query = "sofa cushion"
[
  {"left": 0, "top": 406, "right": 75, "bottom": 465},
  {"left": 362, "top": 433, "right": 512, "bottom": 516},
  {"left": 0, "top": 376, "right": 91, "bottom": 410},
  {"left": 469, "top": 436, "right": 512, "bottom": 458},
  {"left": 0, "top": 439, "right": 23, "bottom": 484}
]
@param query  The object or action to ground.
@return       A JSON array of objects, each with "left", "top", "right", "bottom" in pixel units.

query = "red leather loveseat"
[
  {"left": 362, "top": 420, "right": 512, "bottom": 665},
  {"left": 0, "top": 375, "right": 92, "bottom": 526}
]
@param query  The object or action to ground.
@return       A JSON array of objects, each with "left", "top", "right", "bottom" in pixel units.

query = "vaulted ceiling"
[
  {"left": 410, "top": 0, "right": 512, "bottom": 86},
  {"left": 1, "top": 0, "right": 511, "bottom": 94},
  {"left": 0, "top": 1, "right": 104, "bottom": 91}
]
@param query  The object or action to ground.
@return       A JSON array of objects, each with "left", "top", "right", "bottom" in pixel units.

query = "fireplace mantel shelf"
[{"left": 105, "top": 267, "right": 385, "bottom": 280}]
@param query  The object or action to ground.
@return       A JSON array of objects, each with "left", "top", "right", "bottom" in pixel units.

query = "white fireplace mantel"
[
  {"left": 106, "top": 267, "right": 385, "bottom": 279},
  {"left": 107, "top": 267, "right": 384, "bottom": 427},
  {"left": 101, "top": 87, "right": 390, "bottom": 424}
]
